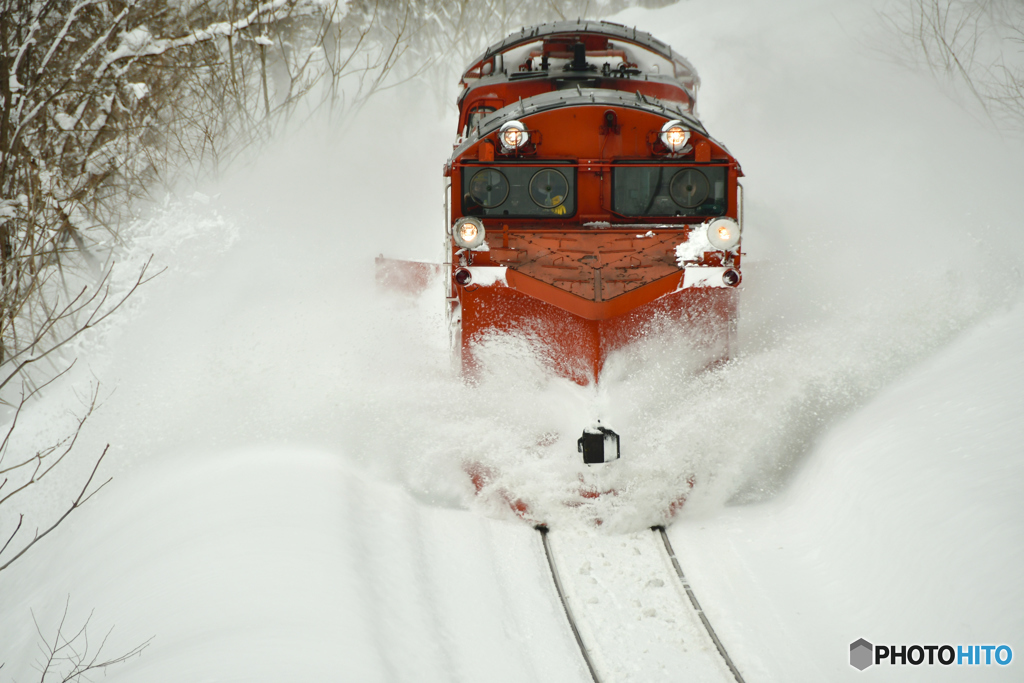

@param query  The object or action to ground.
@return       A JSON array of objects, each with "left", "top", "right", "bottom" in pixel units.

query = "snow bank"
[
  {"left": 668, "top": 290, "right": 1024, "bottom": 681},
  {"left": 0, "top": 448, "right": 589, "bottom": 682}
]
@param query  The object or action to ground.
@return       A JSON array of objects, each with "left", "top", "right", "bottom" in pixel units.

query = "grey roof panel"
[{"left": 462, "top": 20, "right": 700, "bottom": 89}]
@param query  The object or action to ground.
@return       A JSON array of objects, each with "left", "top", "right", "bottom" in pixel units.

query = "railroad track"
[
  {"left": 538, "top": 525, "right": 746, "bottom": 683},
  {"left": 538, "top": 526, "right": 602, "bottom": 682}
]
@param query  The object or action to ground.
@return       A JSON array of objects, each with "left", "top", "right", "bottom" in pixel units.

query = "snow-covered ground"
[
  {"left": 668, "top": 292, "right": 1024, "bottom": 681},
  {"left": 1, "top": 0, "right": 1022, "bottom": 680}
]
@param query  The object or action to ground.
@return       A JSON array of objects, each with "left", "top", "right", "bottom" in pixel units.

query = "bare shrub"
[
  {"left": 0, "top": 0, "right": 424, "bottom": 386},
  {"left": 886, "top": 0, "right": 1024, "bottom": 131},
  {"left": 0, "top": 258, "right": 155, "bottom": 574},
  {"left": 0, "top": 0, "right": 415, "bottom": 576}
]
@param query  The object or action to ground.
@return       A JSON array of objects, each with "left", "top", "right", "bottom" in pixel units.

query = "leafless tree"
[
  {"left": 0, "top": 1, "right": 430, "bottom": 673},
  {"left": 886, "top": 0, "right": 1024, "bottom": 130},
  {"left": 0, "top": 0, "right": 426, "bottom": 391},
  {"left": 0, "top": 0, "right": 415, "bottom": 577}
]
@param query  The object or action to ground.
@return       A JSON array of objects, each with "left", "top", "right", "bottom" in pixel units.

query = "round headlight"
[
  {"left": 660, "top": 119, "right": 690, "bottom": 153},
  {"left": 706, "top": 217, "right": 741, "bottom": 251},
  {"left": 453, "top": 216, "right": 486, "bottom": 249},
  {"left": 499, "top": 120, "right": 529, "bottom": 150}
]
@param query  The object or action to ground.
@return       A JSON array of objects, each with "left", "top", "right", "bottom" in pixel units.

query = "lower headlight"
[
  {"left": 453, "top": 216, "right": 486, "bottom": 249},
  {"left": 706, "top": 217, "right": 740, "bottom": 251}
]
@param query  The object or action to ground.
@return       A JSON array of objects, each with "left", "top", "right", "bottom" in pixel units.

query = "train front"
[{"left": 445, "top": 24, "right": 744, "bottom": 407}]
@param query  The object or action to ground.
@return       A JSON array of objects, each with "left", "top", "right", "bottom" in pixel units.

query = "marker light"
[
  {"left": 454, "top": 268, "right": 473, "bottom": 286},
  {"left": 499, "top": 120, "right": 529, "bottom": 151},
  {"left": 453, "top": 216, "right": 486, "bottom": 249},
  {"left": 706, "top": 217, "right": 741, "bottom": 250},
  {"left": 660, "top": 119, "right": 690, "bottom": 153}
]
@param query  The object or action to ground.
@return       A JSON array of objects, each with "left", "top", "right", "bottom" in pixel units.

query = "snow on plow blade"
[
  {"left": 375, "top": 255, "right": 442, "bottom": 295},
  {"left": 459, "top": 277, "right": 738, "bottom": 386}
]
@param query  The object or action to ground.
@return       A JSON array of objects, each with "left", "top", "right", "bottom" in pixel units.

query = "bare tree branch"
[
  {"left": 0, "top": 443, "right": 111, "bottom": 573},
  {"left": 28, "top": 597, "right": 152, "bottom": 682}
]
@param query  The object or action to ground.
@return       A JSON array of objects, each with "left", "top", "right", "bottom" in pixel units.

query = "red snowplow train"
[
  {"left": 444, "top": 21, "right": 743, "bottom": 390},
  {"left": 379, "top": 21, "right": 744, "bottom": 468}
]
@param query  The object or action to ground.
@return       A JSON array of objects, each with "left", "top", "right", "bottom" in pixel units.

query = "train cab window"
[
  {"left": 462, "top": 165, "right": 576, "bottom": 217},
  {"left": 613, "top": 166, "right": 727, "bottom": 217},
  {"left": 467, "top": 168, "right": 509, "bottom": 207},
  {"left": 529, "top": 168, "right": 569, "bottom": 209},
  {"left": 467, "top": 105, "right": 496, "bottom": 133}
]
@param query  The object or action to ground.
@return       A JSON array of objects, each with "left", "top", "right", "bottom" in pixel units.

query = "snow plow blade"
[{"left": 375, "top": 255, "right": 442, "bottom": 294}]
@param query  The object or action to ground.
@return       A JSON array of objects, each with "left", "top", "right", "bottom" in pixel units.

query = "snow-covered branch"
[
  {"left": 93, "top": 0, "right": 302, "bottom": 79},
  {"left": 35, "top": 0, "right": 104, "bottom": 77}
]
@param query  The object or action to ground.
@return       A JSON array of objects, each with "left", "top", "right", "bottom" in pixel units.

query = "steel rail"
[
  {"left": 653, "top": 525, "right": 747, "bottom": 683},
  {"left": 537, "top": 525, "right": 602, "bottom": 683}
]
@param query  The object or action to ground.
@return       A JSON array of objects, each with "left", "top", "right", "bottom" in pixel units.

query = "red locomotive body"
[{"left": 444, "top": 21, "right": 744, "bottom": 387}]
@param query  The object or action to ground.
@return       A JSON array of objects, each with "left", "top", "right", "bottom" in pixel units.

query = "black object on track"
[
  {"left": 653, "top": 525, "right": 747, "bottom": 683},
  {"left": 537, "top": 525, "right": 602, "bottom": 683}
]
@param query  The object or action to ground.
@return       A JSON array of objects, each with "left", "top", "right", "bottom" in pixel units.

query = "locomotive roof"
[
  {"left": 456, "top": 69, "right": 695, "bottom": 109},
  {"left": 462, "top": 20, "right": 700, "bottom": 89},
  {"left": 452, "top": 88, "right": 708, "bottom": 158}
]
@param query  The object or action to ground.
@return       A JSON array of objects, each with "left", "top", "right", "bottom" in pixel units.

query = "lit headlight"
[
  {"left": 453, "top": 216, "right": 486, "bottom": 249},
  {"left": 499, "top": 120, "right": 529, "bottom": 151},
  {"left": 660, "top": 119, "right": 690, "bottom": 153},
  {"left": 706, "top": 217, "right": 741, "bottom": 250}
]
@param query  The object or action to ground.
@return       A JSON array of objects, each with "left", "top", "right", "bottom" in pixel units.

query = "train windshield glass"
[
  {"left": 462, "top": 166, "right": 576, "bottom": 217},
  {"left": 613, "top": 166, "right": 727, "bottom": 217}
]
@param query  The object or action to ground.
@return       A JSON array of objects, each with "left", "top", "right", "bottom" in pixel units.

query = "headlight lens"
[
  {"left": 706, "top": 217, "right": 741, "bottom": 250},
  {"left": 499, "top": 120, "right": 529, "bottom": 150},
  {"left": 453, "top": 216, "right": 486, "bottom": 249},
  {"left": 660, "top": 119, "right": 690, "bottom": 153}
]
